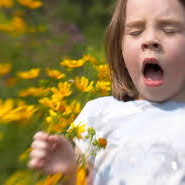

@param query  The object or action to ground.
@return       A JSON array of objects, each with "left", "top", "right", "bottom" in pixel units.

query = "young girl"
[{"left": 28, "top": 0, "right": 185, "bottom": 184}]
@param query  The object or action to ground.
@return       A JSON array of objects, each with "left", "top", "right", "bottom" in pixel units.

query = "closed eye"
[
  {"left": 163, "top": 28, "right": 177, "bottom": 34},
  {"left": 129, "top": 30, "right": 142, "bottom": 36}
]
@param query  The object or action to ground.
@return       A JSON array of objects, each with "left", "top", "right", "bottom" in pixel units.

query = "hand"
[{"left": 28, "top": 131, "right": 77, "bottom": 175}]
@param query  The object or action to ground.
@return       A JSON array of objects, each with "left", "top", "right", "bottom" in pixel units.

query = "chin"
[{"left": 140, "top": 93, "right": 171, "bottom": 103}]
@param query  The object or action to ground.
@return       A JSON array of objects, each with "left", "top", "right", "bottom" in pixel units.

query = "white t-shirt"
[{"left": 74, "top": 96, "right": 185, "bottom": 185}]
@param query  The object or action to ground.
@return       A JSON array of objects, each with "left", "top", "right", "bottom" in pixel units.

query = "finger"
[
  {"left": 33, "top": 131, "right": 49, "bottom": 141},
  {"left": 48, "top": 135, "right": 70, "bottom": 146},
  {"left": 31, "top": 140, "right": 48, "bottom": 150},
  {"left": 47, "top": 135, "right": 69, "bottom": 150},
  {"left": 30, "top": 150, "right": 47, "bottom": 159},
  {"left": 28, "top": 158, "right": 45, "bottom": 170}
]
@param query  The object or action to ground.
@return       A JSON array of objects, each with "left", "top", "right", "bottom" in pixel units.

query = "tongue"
[{"left": 144, "top": 68, "right": 163, "bottom": 81}]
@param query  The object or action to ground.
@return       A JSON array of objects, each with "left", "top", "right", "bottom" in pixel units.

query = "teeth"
[{"left": 146, "top": 60, "right": 157, "bottom": 64}]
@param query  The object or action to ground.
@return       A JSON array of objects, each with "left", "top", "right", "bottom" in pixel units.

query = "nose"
[
  {"left": 141, "top": 28, "right": 162, "bottom": 51},
  {"left": 142, "top": 40, "right": 161, "bottom": 50}
]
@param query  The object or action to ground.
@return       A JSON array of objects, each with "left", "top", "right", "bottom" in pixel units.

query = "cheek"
[
  {"left": 163, "top": 39, "right": 185, "bottom": 81},
  {"left": 122, "top": 40, "right": 140, "bottom": 74},
  {"left": 165, "top": 44, "right": 185, "bottom": 70},
  {"left": 165, "top": 38, "right": 185, "bottom": 62}
]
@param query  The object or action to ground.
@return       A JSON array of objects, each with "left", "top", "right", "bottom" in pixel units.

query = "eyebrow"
[
  {"left": 158, "top": 19, "right": 184, "bottom": 27},
  {"left": 125, "top": 20, "right": 145, "bottom": 28}
]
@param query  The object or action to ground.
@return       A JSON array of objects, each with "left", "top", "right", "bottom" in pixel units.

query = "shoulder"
[
  {"left": 74, "top": 96, "right": 122, "bottom": 124},
  {"left": 76, "top": 96, "right": 117, "bottom": 120},
  {"left": 85, "top": 96, "right": 120, "bottom": 108},
  {"left": 84, "top": 96, "right": 131, "bottom": 114},
  {"left": 86, "top": 96, "right": 141, "bottom": 111},
  {"left": 74, "top": 96, "right": 143, "bottom": 127},
  {"left": 81, "top": 96, "right": 142, "bottom": 121}
]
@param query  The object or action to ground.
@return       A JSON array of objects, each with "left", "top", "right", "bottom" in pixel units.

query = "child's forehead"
[
  {"left": 125, "top": 0, "right": 185, "bottom": 22},
  {"left": 125, "top": 0, "right": 184, "bottom": 12}
]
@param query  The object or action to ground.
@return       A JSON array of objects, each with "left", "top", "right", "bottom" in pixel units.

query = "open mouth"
[{"left": 142, "top": 58, "right": 164, "bottom": 87}]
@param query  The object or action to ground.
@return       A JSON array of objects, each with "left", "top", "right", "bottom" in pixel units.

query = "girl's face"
[{"left": 122, "top": 0, "right": 185, "bottom": 102}]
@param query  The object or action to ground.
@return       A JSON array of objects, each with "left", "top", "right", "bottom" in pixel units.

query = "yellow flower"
[
  {"left": 35, "top": 168, "right": 86, "bottom": 185},
  {"left": 95, "top": 81, "right": 111, "bottom": 95},
  {"left": 0, "top": 16, "right": 26, "bottom": 34},
  {"left": 18, "top": 148, "right": 32, "bottom": 161},
  {"left": 17, "top": 0, "right": 43, "bottom": 9},
  {"left": 82, "top": 54, "right": 97, "bottom": 64},
  {"left": 75, "top": 76, "right": 94, "bottom": 92},
  {"left": 39, "top": 97, "right": 66, "bottom": 112},
  {"left": 68, "top": 122, "right": 86, "bottom": 139},
  {"left": 46, "top": 109, "right": 57, "bottom": 123},
  {"left": 0, "top": 24, "right": 10, "bottom": 32},
  {"left": 63, "top": 100, "right": 81, "bottom": 116},
  {"left": 45, "top": 116, "right": 70, "bottom": 133},
  {"left": 51, "top": 82, "right": 72, "bottom": 100},
  {"left": 0, "top": 63, "right": 12, "bottom": 76},
  {"left": 60, "top": 58, "right": 86, "bottom": 68},
  {"left": 76, "top": 167, "right": 87, "bottom": 185},
  {"left": 10, "top": 106, "right": 36, "bottom": 123},
  {"left": 95, "top": 64, "right": 111, "bottom": 81},
  {"left": 46, "top": 68, "right": 66, "bottom": 79},
  {"left": 0, "top": 0, "right": 13, "bottom": 7},
  {"left": 11, "top": 16, "right": 26, "bottom": 33},
  {"left": 17, "top": 68, "right": 40, "bottom": 79},
  {"left": 0, "top": 99, "right": 37, "bottom": 123},
  {"left": 0, "top": 99, "right": 14, "bottom": 118},
  {"left": 18, "top": 87, "right": 49, "bottom": 97},
  {"left": 4, "top": 171, "right": 31, "bottom": 185},
  {"left": 39, "top": 97, "right": 57, "bottom": 110},
  {"left": 45, "top": 109, "right": 67, "bottom": 133},
  {"left": 42, "top": 174, "right": 63, "bottom": 185},
  {"left": 34, "top": 179, "right": 46, "bottom": 185}
]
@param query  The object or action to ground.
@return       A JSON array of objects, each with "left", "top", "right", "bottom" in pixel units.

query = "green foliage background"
[{"left": 0, "top": 0, "right": 113, "bottom": 184}]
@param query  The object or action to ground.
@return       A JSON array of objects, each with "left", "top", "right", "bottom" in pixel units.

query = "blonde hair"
[{"left": 105, "top": 0, "right": 139, "bottom": 101}]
